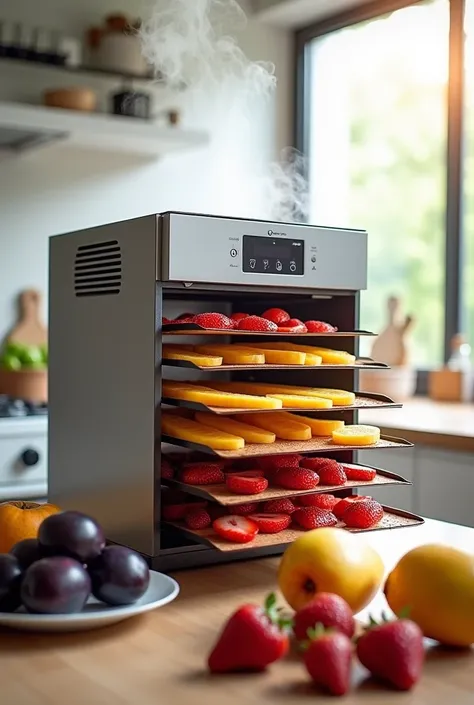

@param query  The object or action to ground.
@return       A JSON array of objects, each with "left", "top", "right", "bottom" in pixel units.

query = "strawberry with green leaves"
[
  {"left": 356, "top": 614, "right": 425, "bottom": 691},
  {"left": 208, "top": 593, "right": 291, "bottom": 673},
  {"left": 302, "top": 623, "right": 353, "bottom": 696}
]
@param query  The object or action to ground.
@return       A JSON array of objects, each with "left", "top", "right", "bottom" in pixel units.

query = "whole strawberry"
[
  {"left": 180, "top": 463, "right": 224, "bottom": 486},
  {"left": 301, "top": 458, "right": 347, "bottom": 486},
  {"left": 193, "top": 312, "right": 234, "bottom": 330},
  {"left": 305, "top": 320, "right": 338, "bottom": 333},
  {"left": 238, "top": 315, "right": 278, "bottom": 332},
  {"left": 262, "top": 498, "right": 296, "bottom": 514},
  {"left": 262, "top": 308, "right": 290, "bottom": 325},
  {"left": 303, "top": 624, "right": 352, "bottom": 696},
  {"left": 356, "top": 617, "right": 425, "bottom": 690},
  {"left": 297, "top": 493, "right": 339, "bottom": 509},
  {"left": 292, "top": 507, "right": 337, "bottom": 530},
  {"left": 208, "top": 592, "right": 290, "bottom": 673},
  {"left": 273, "top": 467, "right": 319, "bottom": 491},
  {"left": 343, "top": 498, "right": 383, "bottom": 529},
  {"left": 294, "top": 593, "right": 355, "bottom": 641}
]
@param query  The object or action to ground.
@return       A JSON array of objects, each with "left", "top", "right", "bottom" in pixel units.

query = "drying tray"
[
  {"left": 162, "top": 356, "right": 389, "bottom": 372},
  {"left": 161, "top": 391, "right": 402, "bottom": 415},
  {"left": 160, "top": 434, "right": 413, "bottom": 460},
  {"left": 165, "top": 505, "right": 425, "bottom": 552},
  {"left": 162, "top": 464, "right": 411, "bottom": 506},
  {"left": 162, "top": 323, "right": 375, "bottom": 337}
]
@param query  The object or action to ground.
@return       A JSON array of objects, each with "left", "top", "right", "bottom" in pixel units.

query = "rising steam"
[{"left": 140, "top": 0, "right": 308, "bottom": 222}]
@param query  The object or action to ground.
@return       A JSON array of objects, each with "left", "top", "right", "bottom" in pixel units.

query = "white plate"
[{"left": 0, "top": 570, "right": 179, "bottom": 633}]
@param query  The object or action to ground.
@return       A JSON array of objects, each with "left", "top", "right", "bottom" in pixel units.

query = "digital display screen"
[{"left": 242, "top": 235, "right": 304, "bottom": 275}]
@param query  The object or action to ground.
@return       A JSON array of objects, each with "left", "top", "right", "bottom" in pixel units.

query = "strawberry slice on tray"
[
  {"left": 248, "top": 513, "right": 291, "bottom": 534},
  {"left": 213, "top": 515, "right": 259, "bottom": 544},
  {"left": 225, "top": 471, "right": 269, "bottom": 495}
]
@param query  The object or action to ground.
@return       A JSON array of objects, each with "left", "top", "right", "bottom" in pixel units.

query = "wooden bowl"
[
  {"left": 43, "top": 88, "right": 97, "bottom": 112},
  {"left": 0, "top": 369, "right": 47, "bottom": 403}
]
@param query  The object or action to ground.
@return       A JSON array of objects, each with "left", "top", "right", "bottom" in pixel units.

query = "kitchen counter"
[
  {"left": 360, "top": 397, "right": 474, "bottom": 452},
  {"left": 1, "top": 518, "right": 473, "bottom": 704}
]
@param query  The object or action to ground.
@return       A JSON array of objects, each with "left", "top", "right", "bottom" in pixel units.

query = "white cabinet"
[
  {"left": 417, "top": 448, "right": 474, "bottom": 528},
  {"left": 358, "top": 448, "right": 416, "bottom": 512}
]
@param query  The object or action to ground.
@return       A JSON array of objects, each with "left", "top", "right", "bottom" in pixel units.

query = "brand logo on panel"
[{"left": 267, "top": 229, "right": 287, "bottom": 236}]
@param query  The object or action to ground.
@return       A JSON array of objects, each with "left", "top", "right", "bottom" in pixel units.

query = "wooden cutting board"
[
  {"left": 6, "top": 289, "right": 47, "bottom": 347},
  {"left": 371, "top": 296, "right": 414, "bottom": 366}
]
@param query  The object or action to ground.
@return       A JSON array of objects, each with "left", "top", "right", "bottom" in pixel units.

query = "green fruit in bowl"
[{"left": 0, "top": 354, "right": 22, "bottom": 371}]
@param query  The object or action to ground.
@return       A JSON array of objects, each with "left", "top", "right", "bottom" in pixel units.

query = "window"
[{"left": 297, "top": 0, "right": 468, "bottom": 373}]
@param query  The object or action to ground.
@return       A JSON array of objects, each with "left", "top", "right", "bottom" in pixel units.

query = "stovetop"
[{"left": 0, "top": 395, "right": 48, "bottom": 418}]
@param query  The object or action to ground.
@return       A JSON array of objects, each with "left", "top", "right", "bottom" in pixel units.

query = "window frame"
[{"left": 294, "top": 0, "right": 466, "bottom": 386}]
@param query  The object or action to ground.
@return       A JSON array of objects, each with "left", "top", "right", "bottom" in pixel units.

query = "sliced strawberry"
[
  {"left": 180, "top": 463, "right": 225, "bottom": 486},
  {"left": 226, "top": 471, "right": 269, "bottom": 495},
  {"left": 261, "top": 308, "right": 290, "bottom": 325},
  {"left": 230, "top": 312, "right": 249, "bottom": 322},
  {"left": 342, "top": 498, "right": 384, "bottom": 529},
  {"left": 305, "top": 320, "right": 338, "bottom": 333},
  {"left": 185, "top": 509, "right": 212, "bottom": 530},
  {"left": 262, "top": 498, "right": 296, "bottom": 514},
  {"left": 232, "top": 503, "right": 259, "bottom": 516},
  {"left": 301, "top": 458, "right": 347, "bottom": 486},
  {"left": 273, "top": 466, "right": 319, "bottom": 491},
  {"left": 249, "top": 513, "right": 291, "bottom": 534},
  {"left": 278, "top": 320, "right": 308, "bottom": 333},
  {"left": 333, "top": 495, "right": 370, "bottom": 520},
  {"left": 343, "top": 465, "right": 377, "bottom": 481},
  {"left": 257, "top": 454, "right": 301, "bottom": 472},
  {"left": 297, "top": 493, "right": 339, "bottom": 510},
  {"left": 213, "top": 515, "right": 259, "bottom": 543},
  {"left": 237, "top": 315, "right": 278, "bottom": 332},
  {"left": 192, "top": 312, "right": 234, "bottom": 330},
  {"left": 292, "top": 507, "right": 338, "bottom": 530}
]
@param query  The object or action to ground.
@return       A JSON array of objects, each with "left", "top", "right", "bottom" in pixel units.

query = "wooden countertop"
[
  {"left": 2, "top": 518, "right": 474, "bottom": 705},
  {"left": 360, "top": 397, "right": 474, "bottom": 452}
]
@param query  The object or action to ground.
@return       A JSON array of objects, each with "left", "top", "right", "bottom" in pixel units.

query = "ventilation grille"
[{"left": 74, "top": 240, "right": 122, "bottom": 297}]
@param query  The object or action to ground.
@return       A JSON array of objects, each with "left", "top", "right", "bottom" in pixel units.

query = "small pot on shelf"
[{"left": 0, "top": 368, "right": 47, "bottom": 404}]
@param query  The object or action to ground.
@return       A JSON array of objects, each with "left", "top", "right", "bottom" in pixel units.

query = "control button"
[
  {"left": 290, "top": 261, "right": 297, "bottom": 272},
  {"left": 20, "top": 448, "right": 40, "bottom": 467},
  {"left": 230, "top": 248, "right": 238, "bottom": 257},
  {"left": 276, "top": 260, "right": 283, "bottom": 272},
  {"left": 311, "top": 255, "right": 317, "bottom": 263},
  {"left": 249, "top": 258, "right": 256, "bottom": 269},
  {"left": 312, "top": 266, "right": 316, "bottom": 271},
  {"left": 263, "top": 259, "right": 269, "bottom": 270}
]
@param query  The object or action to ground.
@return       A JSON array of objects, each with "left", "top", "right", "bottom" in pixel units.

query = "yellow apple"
[{"left": 278, "top": 527, "right": 384, "bottom": 614}]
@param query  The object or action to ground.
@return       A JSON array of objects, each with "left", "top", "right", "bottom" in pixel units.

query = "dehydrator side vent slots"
[{"left": 74, "top": 240, "right": 122, "bottom": 297}]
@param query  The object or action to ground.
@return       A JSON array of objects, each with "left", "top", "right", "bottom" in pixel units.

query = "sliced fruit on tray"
[
  {"left": 278, "top": 413, "right": 345, "bottom": 437},
  {"left": 233, "top": 344, "right": 309, "bottom": 365},
  {"left": 249, "top": 342, "right": 354, "bottom": 365},
  {"left": 194, "top": 345, "right": 265, "bottom": 365},
  {"left": 194, "top": 412, "right": 276, "bottom": 444},
  {"left": 162, "top": 346, "right": 224, "bottom": 367},
  {"left": 162, "top": 413, "right": 245, "bottom": 450},
  {"left": 241, "top": 412, "right": 312, "bottom": 441},
  {"left": 162, "top": 381, "right": 282, "bottom": 410},
  {"left": 226, "top": 471, "right": 269, "bottom": 495},
  {"left": 266, "top": 393, "right": 335, "bottom": 410},
  {"left": 210, "top": 381, "right": 334, "bottom": 407},
  {"left": 212, "top": 515, "right": 259, "bottom": 543},
  {"left": 332, "top": 425, "right": 381, "bottom": 446}
]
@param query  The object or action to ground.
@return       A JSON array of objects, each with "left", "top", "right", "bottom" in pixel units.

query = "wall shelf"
[
  {"left": 0, "top": 101, "right": 208, "bottom": 157},
  {"left": 0, "top": 55, "right": 157, "bottom": 82}
]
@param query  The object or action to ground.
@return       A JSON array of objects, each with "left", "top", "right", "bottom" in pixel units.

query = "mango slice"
[
  {"left": 195, "top": 412, "right": 276, "bottom": 444},
  {"left": 266, "top": 394, "right": 335, "bottom": 409},
  {"left": 162, "top": 346, "right": 223, "bottom": 367},
  {"left": 241, "top": 343, "right": 321, "bottom": 366},
  {"left": 233, "top": 344, "right": 307, "bottom": 365},
  {"left": 242, "top": 412, "right": 312, "bottom": 441},
  {"left": 162, "top": 381, "right": 282, "bottom": 409},
  {"left": 308, "top": 388, "right": 355, "bottom": 406},
  {"left": 162, "top": 414, "right": 245, "bottom": 450},
  {"left": 209, "top": 382, "right": 333, "bottom": 407},
  {"left": 278, "top": 412, "right": 345, "bottom": 436},
  {"left": 332, "top": 425, "right": 381, "bottom": 446},
  {"left": 194, "top": 345, "right": 265, "bottom": 366},
  {"left": 250, "top": 342, "right": 355, "bottom": 365}
]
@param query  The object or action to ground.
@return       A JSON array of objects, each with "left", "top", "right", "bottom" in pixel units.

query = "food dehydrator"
[{"left": 48, "top": 211, "right": 420, "bottom": 572}]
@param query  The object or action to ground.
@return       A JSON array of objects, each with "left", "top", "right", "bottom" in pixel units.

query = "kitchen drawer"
[{"left": 0, "top": 418, "right": 48, "bottom": 487}]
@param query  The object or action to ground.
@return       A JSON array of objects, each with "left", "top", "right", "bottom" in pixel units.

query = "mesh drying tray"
[
  {"left": 162, "top": 323, "right": 375, "bottom": 337},
  {"left": 162, "top": 356, "right": 389, "bottom": 372}
]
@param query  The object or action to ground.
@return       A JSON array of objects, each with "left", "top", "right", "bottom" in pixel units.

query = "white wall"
[{"left": 0, "top": 0, "right": 292, "bottom": 332}]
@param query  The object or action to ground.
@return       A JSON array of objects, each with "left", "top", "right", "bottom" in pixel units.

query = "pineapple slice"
[
  {"left": 195, "top": 412, "right": 276, "bottom": 444},
  {"left": 162, "top": 345, "right": 223, "bottom": 367},
  {"left": 194, "top": 345, "right": 265, "bottom": 366},
  {"left": 266, "top": 394, "right": 335, "bottom": 409},
  {"left": 308, "top": 388, "right": 355, "bottom": 406},
  {"left": 332, "top": 425, "right": 381, "bottom": 446},
  {"left": 162, "top": 414, "right": 245, "bottom": 450},
  {"left": 250, "top": 342, "right": 355, "bottom": 365},
  {"left": 209, "top": 381, "right": 333, "bottom": 406},
  {"left": 162, "top": 381, "right": 282, "bottom": 409},
  {"left": 233, "top": 344, "right": 307, "bottom": 365},
  {"left": 278, "top": 412, "right": 345, "bottom": 436},
  {"left": 242, "top": 412, "right": 312, "bottom": 441}
]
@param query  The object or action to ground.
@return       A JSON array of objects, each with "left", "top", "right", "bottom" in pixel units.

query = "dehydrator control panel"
[{"left": 160, "top": 212, "right": 368, "bottom": 290}]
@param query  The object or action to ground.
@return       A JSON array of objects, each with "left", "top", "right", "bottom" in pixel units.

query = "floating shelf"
[
  {"left": 0, "top": 55, "right": 156, "bottom": 82},
  {"left": 163, "top": 464, "right": 411, "bottom": 505},
  {"left": 165, "top": 506, "right": 425, "bottom": 552},
  {"left": 0, "top": 101, "right": 208, "bottom": 156},
  {"left": 161, "top": 392, "right": 402, "bottom": 415},
  {"left": 161, "top": 434, "right": 413, "bottom": 459}
]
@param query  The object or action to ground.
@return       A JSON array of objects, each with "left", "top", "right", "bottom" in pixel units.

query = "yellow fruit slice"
[
  {"left": 162, "top": 414, "right": 245, "bottom": 450},
  {"left": 250, "top": 342, "right": 355, "bottom": 365},
  {"left": 194, "top": 345, "right": 265, "bottom": 366},
  {"left": 162, "top": 346, "right": 223, "bottom": 367},
  {"left": 242, "top": 412, "right": 312, "bottom": 440},
  {"left": 195, "top": 412, "right": 276, "bottom": 444},
  {"left": 267, "top": 394, "right": 335, "bottom": 409},
  {"left": 162, "top": 381, "right": 282, "bottom": 409},
  {"left": 278, "top": 412, "right": 345, "bottom": 436},
  {"left": 233, "top": 344, "right": 307, "bottom": 365},
  {"left": 332, "top": 425, "right": 381, "bottom": 446},
  {"left": 209, "top": 382, "right": 334, "bottom": 406},
  {"left": 309, "top": 389, "right": 355, "bottom": 406}
]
